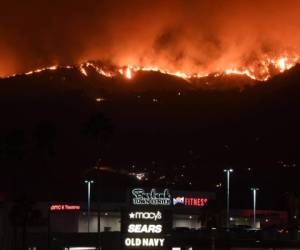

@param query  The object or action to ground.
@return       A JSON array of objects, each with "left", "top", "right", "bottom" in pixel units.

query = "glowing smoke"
[{"left": 0, "top": 0, "right": 300, "bottom": 79}]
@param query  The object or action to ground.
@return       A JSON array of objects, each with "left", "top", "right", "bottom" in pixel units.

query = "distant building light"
[
  {"left": 230, "top": 217, "right": 234, "bottom": 221},
  {"left": 128, "top": 172, "right": 147, "bottom": 181},
  {"left": 96, "top": 97, "right": 105, "bottom": 102}
]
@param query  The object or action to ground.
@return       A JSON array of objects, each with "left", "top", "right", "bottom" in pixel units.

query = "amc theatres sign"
[
  {"left": 50, "top": 204, "right": 80, "bottom": 211},
  {"left": 131, "top": 188, "right": 171, "bottom": 206}
]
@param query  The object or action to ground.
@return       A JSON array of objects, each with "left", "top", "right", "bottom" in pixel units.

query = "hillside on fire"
[{"left": 0, "top": 65, "right": 300, "bottom": 208}]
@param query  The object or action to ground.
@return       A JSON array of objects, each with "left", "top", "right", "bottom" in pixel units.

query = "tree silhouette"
[
  {"left": 287, "top": 192, "right": 300, "bottom": 239},
  {"left": 1, "top": 129, "right": 26, "bottom": 197},
  {"left": 82, "top": 112, "right": 113, "bottom": 161},
  {"left": 33, "top": 120, "right": 56, "bottom": 157},
  {"left": 9, "top": 195, "right": 42, "bottom": 250},
  {"left": 33, "top": 120, "right": 57, "bottom": 185}
]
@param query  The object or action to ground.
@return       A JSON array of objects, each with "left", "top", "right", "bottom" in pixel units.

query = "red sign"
[
  {"left": 173, "top": 197, "right": 208, "bottom": 207},
  {"left": 50, "top": 204, "right": 81, "bottom": 211},
  {"left": 184, "top": 198, "right": 208, "bottom": 207}
]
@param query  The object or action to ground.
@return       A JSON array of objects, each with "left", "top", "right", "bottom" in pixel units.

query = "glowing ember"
[
  {"left": 25, "top": 65, "right": 58, "bottom": 76},
  {"left": 80, "top": 62, "right": 115, "bottom": 77},
  {"left": 224, "top": 69, "right": 257, "bottom": 80},
  {"left": 125, "top": 66, "right": 132, "bottom": 79},
  {"left": 80, "top": 65, "right": 88, "bottom": 76}
]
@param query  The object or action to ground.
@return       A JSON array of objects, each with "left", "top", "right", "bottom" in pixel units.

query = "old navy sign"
[
  {"left": 131, "top": 188, "right": 171, "bottom": 206},
  {"left": 124, "top": 238, "right": 165, "bottom": 247},
  {"left": 124, "top": 210, "right": 167, "bottom": 248}
]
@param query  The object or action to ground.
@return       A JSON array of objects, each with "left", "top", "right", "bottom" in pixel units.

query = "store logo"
[
  {"left": 173, "top": 197, "right": 184, "bottom": 205},
  {"left": 129, "top": 211, "right": 162, "bottom": 221},
  {"left": 132, "top": 188, "right": 171, "bottom": 206},
  {"left": 173, "top": 197, "right": 208, "bottom": 207},
  {"left": 128, "top": 224, "right": 162, "bottom": 233},
  {"left": 50, "top": 204, "right": 80, "bottom": 211},
  {"left": 124, "top": 238, "right": 165, "bottom": 247}
]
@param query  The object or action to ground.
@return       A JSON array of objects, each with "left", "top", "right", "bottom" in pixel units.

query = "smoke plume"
[{"left": 1, "top": 0, "right": 300, "bottom": 76}]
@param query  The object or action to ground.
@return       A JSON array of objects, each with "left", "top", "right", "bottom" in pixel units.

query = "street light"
[
  {"left": 251, "top": 188, "right": 259, "bottom": 229},
  {"left": 224, "top": 168, "right": 233, "bottom": 229},
  {"left": 85, "top": 180, "right": 94, "bottom": 233}
]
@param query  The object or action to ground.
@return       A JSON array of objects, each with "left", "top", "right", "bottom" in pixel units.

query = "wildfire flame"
[
  {"left": 1, "top": 55, "right": 299, "bottom": 83},
  {"left": 78, "top": 55, "right": 299, "bottom": 82}
]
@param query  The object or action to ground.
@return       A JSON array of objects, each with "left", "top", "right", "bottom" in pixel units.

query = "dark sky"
[{"left": 1, "top": 0, "right": 300, "bottom": 76}]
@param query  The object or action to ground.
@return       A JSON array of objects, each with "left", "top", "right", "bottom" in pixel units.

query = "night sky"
[{"left": 1, "top": 1, "right": 300, "bottom": 210}]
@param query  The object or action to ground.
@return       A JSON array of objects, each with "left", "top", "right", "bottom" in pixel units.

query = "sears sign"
[{"left": 123, "top": 210, "right": 170, "bottom": 249}]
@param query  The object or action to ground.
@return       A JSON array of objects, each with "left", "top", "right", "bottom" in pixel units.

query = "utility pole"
[
  {"left": 85, "top": 180, "right": 94, "bottom": 232},
  {"left": 251, "top": 188, "right": 259, "bottom": 228},
  {"left": 224, "top": 169, "right": 233, "bottom": 229}
]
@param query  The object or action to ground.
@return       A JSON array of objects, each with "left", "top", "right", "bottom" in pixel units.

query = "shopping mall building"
[{"left": 0, "top": 187, "right": 289, "bottom": 250}]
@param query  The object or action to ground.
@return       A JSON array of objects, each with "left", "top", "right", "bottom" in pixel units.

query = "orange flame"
[
  {"left": 125, "top": 66, "right": 132, "bottom": 79},
  {"left": 1, "top": 55, "right": 299, "bottom": 83}
]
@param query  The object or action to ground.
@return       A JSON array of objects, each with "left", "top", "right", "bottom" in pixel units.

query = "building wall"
[
  {"left": 78, "top": 212, "right": 121, "bottom": 232},
  {"left": 51, "top": 212, "right": 79, "bottom": 232},
  {"left": 173, "top": 214, "right": 202, "bottom": 229}
]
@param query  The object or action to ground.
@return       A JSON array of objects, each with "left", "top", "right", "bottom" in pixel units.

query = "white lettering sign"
[
  {"left": 132, "top": 188, "right": 171, "bottom": 205},
  {"left": 129, "top": 211, "right": 162, "bottom": 221},
  {"left": 128, "top": 224, "right": 162, "bottom": 234},
  {"left": 125, "top": 238, "right": 165, "bottom": 247}
]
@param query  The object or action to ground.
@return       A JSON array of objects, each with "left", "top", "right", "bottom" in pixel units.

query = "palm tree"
[
  {"left": 82, "top": 112, "right": 113, "bottom": 162},
  {"left": 82, "top": 113, "right": 113, "bottom": 250},
  {"left": 9, "top": 195, "right": 42, "bottom": 250},
  {"left": 33, "top": 120, "right": 56, "bottom": 157},
  {"left": 33, "top": 120, "right": 57, "bottom": 188},
  {"left": 4, "top": 129, "right": 26, "bottom": 196},
  {"left": 287, "top": 192, "right": 300, "bottom": 239},
  {"left": 33, "top": 120, "right": 57, "bottom": 250}
]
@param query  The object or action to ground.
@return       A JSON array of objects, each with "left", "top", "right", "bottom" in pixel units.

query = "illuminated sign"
[
  {"left": 124, "top": 238, "right": 165, "bottom": 247},
  {"left": 131, "top": 188, "right": 171, "bottom": 206},
  {"left": 50, "top": 204, "right": 80, "bottom": 211},
  {"left": 173, "top": 197, "right": 208, "bottom": 207},
  {"left": 123, "top": 209, "right": 170, "bottom": 249},
  {"left": 129, "top": 211, "right": 162, "bottom": 221},
  {"left": 173, "top": 197, "right": 184, "bottom": 205},
  {"left": 128, "top": 224, "right": 162, "bottom": 233}
]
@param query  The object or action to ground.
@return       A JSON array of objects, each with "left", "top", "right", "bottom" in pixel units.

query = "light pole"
[
  {"left": 85, "top": 180, "right": 94, "bottom": 232},
  {"left": 224, "top": 169, "right": 233, "bottom": 229},
  {"left": 251, "top": 188, "right": 259, "bottom": 229}
]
